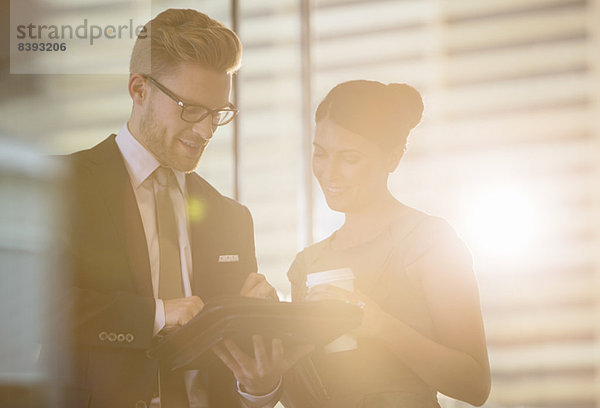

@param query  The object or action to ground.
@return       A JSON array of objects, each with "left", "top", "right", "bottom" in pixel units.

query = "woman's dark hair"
[{"left": 315, "top": 80, "right": 424, "bottom": 151}]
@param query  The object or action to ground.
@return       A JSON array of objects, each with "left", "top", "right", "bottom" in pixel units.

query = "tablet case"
[{"left": 150, "top": 296, "right": 363, "bottom": 371}]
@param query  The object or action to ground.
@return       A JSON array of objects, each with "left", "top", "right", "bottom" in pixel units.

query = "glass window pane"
[{"left": 238, "top": 0, "right": 302, "bottom": 299}]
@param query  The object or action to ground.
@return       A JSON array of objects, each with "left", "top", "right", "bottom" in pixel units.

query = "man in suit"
[{"left": 64, "top": 8, "right": 310, "bottom": 408}]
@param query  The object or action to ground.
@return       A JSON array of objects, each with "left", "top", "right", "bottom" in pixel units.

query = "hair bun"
[
  {"left": 386, "top": 83, "right": 424, "bottom": 130},
  {"left": 315, "top": 80, "right": 424, "bottom": 151}
]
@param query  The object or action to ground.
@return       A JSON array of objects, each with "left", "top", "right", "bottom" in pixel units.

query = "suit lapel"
[
  {"left": 186, "top": 173, "right": 218, "bottom": 299},
  {"left": 88, "top": 135, "right": 153, "bottom": 297}
]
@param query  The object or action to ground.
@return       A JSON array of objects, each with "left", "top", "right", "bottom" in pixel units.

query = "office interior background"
[{"left": 1, "top": 0, "right": 600, "bottom": 407}]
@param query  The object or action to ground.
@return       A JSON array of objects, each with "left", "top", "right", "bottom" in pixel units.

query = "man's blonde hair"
[{"left": 130, "top": 9, "right": 242, "bottom": 77}]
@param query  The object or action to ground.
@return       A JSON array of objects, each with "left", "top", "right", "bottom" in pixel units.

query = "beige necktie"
[
  {"left": 154, "top": 167, "right": 188, "bottom": 407},
  {"left": 154, "top": 166, "right": 184, "bottom": 300}
]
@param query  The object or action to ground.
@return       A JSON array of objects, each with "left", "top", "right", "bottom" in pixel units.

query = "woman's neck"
[{"left": 332, "top": 191, "right": 404, "bottom": 249}]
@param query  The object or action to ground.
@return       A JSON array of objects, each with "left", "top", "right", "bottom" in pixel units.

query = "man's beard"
[{"left": 139, "top": 106, "right": 206, "bottom": 173}]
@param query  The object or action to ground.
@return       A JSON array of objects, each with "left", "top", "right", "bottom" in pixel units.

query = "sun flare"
[{"left": 465, "top": 186, "right": 538, "bottom": 258}]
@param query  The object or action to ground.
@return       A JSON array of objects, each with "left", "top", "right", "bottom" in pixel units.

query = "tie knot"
[{"left": 154, "top": 166, "right": 173, "bottom": 187}]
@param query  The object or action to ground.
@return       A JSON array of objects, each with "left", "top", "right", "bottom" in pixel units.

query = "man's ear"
[
  {"left": 129, "top": 73, "right": 148, "bottom": 106},
  {"left": 385, "top": 147, "right": 404, "bottom": 173}
]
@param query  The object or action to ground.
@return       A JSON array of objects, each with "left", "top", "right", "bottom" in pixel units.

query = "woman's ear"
[
  {"left": 128, "top": 73, "right": 147, "bottom": 107},
  {"left": 384, "top": 147, "right": 404, "bottom": 173}
]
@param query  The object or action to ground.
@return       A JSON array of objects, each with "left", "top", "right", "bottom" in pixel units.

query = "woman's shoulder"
[
  {"left": 287, "top": 237, "right": 331, "bottom": 282},
  {"left": 389, "top": 205, "right": 454, "bottom": 238},
  {"left": 294, "top": 235, "right": 331, "bottom": 264},
  {"left": 388, "top": 205, "right": 468, "bottom": 263}
]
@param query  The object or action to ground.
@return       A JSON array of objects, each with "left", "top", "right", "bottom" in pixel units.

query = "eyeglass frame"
[{"left": 141, "top": 74, "right": 238, "bottom": 126}]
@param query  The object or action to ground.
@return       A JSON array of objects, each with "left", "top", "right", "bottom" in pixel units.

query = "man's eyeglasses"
[{"left": 142, "top": 75, "right": 238, "bottom": 126}]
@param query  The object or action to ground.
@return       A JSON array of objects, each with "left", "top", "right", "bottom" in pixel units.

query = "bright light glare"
[{"left": 465, "top": 186, "right": 538, "bottom": 258}]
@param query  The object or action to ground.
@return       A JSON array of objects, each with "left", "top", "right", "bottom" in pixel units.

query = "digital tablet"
[{"left": 150, "top": 297, "right": 363, "bottom": 370}]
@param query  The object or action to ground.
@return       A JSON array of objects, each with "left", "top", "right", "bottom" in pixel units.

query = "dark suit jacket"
[{"left": 63, "top": 135, "right": 257, "bottom": 408}]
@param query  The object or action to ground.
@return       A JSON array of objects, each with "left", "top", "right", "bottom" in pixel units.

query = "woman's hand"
[{"left": 306, "top": 284, "right": 388, "bottom": 338}]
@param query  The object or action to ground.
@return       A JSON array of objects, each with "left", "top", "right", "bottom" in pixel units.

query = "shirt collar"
[{"left": 115, "top": 123, "right": 186, "bottom": 193}]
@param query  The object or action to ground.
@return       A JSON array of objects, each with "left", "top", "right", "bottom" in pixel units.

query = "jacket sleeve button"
[
  {"left": 98, "top": 331, "right": 108, "bottom": 341},
  {"left": 126, "top": 333, "right": 135, "bottom": 343},
  {"left": 108, "top": 332, "right": 117, "bottom": 342}
]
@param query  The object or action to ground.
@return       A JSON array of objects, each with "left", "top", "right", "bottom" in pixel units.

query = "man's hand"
[
  {"left": 240, "top": 273, "right": 278, "bottom": 300},
  {"left": 164, "top": 296, "right": 205, "bottom": 329},
  {"left": 213, "top": 335, "right": 314, "bottom": 396}
]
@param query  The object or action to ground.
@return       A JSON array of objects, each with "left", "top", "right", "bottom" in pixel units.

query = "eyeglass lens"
[{"left": 181, "top": 106, "right": 236, "bottom": 125}]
